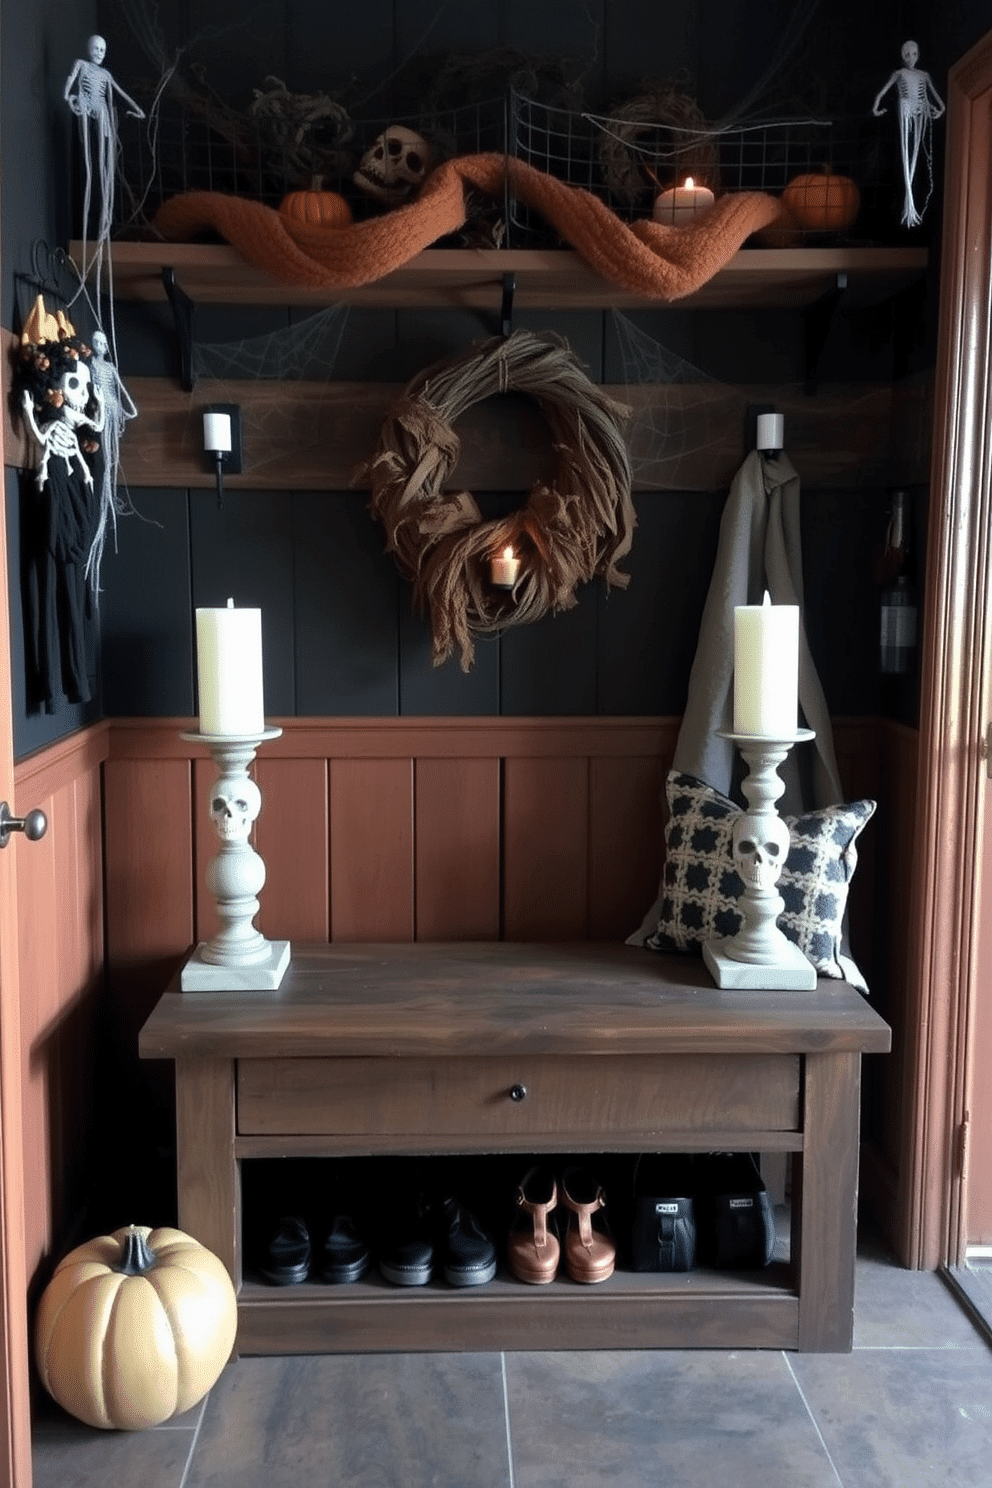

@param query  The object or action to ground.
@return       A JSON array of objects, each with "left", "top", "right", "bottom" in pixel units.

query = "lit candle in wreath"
[{"left": 490, "top": 545, "right": 521, "bottom": 589}]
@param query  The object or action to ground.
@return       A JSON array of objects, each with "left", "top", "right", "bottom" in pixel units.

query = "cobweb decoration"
[
  {"left": 190, "top": 304, "right": 350, "bottom": 476},
  {"left": 611, "top": 311, "right": 746, "bottom": 491},
  {"left": 611, "top": 310, "right": 918, "bottom": 491}
]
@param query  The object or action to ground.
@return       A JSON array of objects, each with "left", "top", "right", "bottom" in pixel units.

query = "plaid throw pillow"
[{"left": 645, "top": 771, "right": 875, "bottom": 990}]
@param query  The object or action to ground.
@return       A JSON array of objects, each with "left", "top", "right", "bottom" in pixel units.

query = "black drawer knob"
[{"left": 509, "top": 1083, "right": 528, "bottom": 1102}]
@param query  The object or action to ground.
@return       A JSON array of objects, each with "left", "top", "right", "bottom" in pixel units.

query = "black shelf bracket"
[
  {"left": 804, "top": 271, "right": 848, "bottom": 395},
  {"left": 162, "top": 266, "right": 196, "bottom": 391},
  {"left": 500, "top": 272, "right": 516, "bottom": 337}
]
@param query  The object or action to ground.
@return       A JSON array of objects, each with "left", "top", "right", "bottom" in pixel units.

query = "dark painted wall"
[
  {"left": 3, "top": 0, "right": 100, "bottom": 756},
  {"left": 6, "top": 1, "right": 981, "bottom": 751}
]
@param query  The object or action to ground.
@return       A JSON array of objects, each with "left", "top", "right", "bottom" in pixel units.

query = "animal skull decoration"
[
  {"left": 353, "top": 126, "right": 432, "bottom": 205},
  {"left": 731, "top": 813, "right": 791, "bottom": 893},
  {"left": 210, "top": 777, "right": 262, "bottom": 844}
]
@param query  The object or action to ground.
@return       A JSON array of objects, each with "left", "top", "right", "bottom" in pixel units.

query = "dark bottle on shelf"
[{"left": 878, "top": 490, "right": 918, "bottom": 675}]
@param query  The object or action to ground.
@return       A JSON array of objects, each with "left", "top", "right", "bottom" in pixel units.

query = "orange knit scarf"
[{"left": 154, "top": 153, "right": 785, "bottom": 302}]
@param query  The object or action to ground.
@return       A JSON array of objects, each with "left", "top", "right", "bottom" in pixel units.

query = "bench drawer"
[{"left": 237, "top": 1053, "right": 800, "bottom": 1138}]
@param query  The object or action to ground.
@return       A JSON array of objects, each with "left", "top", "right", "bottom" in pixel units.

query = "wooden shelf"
[
  {"left": 74, "top": 242, "right": 928, "bottom": 312},
  {"left": 235, "top": 1265, "right": 798, "bottom": 1355}
]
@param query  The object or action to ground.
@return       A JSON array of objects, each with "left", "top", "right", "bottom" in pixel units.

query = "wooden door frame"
[
  {"left": 0, "top": 6, "right": 33, "bottom": 1470},
  {"left": 0, "top": 509, "right": 31, "bottom": 1484},
  {"left": 899, "top": 28, "right": 992, "bottom": 1270}
]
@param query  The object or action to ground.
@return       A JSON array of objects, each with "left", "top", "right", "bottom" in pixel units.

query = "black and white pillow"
[{"left": 645, "top": 771, "right": 875, "bottom": 990}]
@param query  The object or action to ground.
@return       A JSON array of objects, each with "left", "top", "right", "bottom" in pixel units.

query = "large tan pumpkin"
[{"left": 35, "top": 1223, "right": 237, "bottom": 1430}]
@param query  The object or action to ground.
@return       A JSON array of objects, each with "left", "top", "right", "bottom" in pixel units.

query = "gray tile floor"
[{"left": 31, "top": 1233, "right": 992, "bottom": 1488}]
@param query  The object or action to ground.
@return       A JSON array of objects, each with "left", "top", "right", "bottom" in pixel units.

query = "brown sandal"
[
  {"left": 561, "top": 1167, "right": 616, "bottom": 1284},
  {"left": 507, "top": 1166, "right": 560, "bottom": 1284}
]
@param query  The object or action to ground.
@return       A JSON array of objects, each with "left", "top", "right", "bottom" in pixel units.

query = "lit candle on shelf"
[
  {"left": 195, "top": 598, "right": 265, "bottom": 736},
  {"left": 653, "top": 176, "right": 716, "bottom": 225},
  {"left": 490, "top": 545, "right": 521, "bottom": 589},
  {"left": 733, "top": 591, "right": 799, "bottom": 736}
]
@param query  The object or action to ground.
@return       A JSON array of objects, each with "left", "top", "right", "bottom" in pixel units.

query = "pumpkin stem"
[
  {"left": 115, "top": 1225, "right": 155, "bottom": 1276},
  {"left": 309, "top": 173, "right": 324, "bottom": 192}
]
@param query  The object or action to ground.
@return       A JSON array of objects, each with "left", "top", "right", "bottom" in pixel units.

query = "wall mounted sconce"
[{"left": 202, "top": 404, "right": 243, "bottom": 507}]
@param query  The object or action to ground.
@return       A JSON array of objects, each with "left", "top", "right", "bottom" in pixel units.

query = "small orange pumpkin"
[
  {"left": 279, "top": 174, "right": 352, "bottom": 229},
  {"left": 781, "top": 170, "right": 860, "bottom": 233}
]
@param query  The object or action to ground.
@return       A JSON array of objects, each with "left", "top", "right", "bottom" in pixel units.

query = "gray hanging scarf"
[{"left": 671, "top": 446, "right": 843, "bottom": 814}]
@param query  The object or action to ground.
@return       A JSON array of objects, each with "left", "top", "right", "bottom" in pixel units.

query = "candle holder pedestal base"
[
  {"left": 703, "top": 935, "right": 816, "bottom": 990},
  {"left": 179, "top": 727, "right": 290, "bottom": 992},
  {"left": 181, "top": 937, "right": 291, "bottom": 991},
  {"left": 703, "top": 728, "right": 817, "bottom": 993}
]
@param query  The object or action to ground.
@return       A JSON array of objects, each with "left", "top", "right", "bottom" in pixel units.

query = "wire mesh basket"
[
  {"left": 111, "top": 91, "right": 509, "bottom": 238},
  {"left": 507, "top": 89, "right": 923, "bottom": 247},
  {"left": 107, "top": 77, "right": 930, "bottom": 248}
]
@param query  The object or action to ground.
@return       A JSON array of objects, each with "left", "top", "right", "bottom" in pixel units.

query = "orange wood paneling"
[
  {"left": 588, "top": 752, "right": 669, "bottom": 940},
  {"left": 15, "top": 783, "right": 57, "bottom": 1284},
  {"left": 255, "top": 758, "right": 330, "bottom": 942},
  {"left": 415, "top": 758, "right": 501, "bottom": 941},
  {"left": 503, "top": 756, "right": 589, "bottom": 940},
  {"left": 330, "top": 758, "right": 414, "bottom": 941},
  {"left": 193, "top": 757, "right": 220, "bottom": 946},
  {"left": 103, "top": 758, "right": 195, "bottom": 961},
  {"left": 107, "top": 715, "right": 672, "bottom": 760}
]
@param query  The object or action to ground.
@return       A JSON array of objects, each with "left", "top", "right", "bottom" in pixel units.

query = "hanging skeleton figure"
[
  {"left": 86, "top": 328, "right": 138, "bottom": 592},
  {"left": 872, "top": 40, "right": 945, "bottom": 228},
  {"left": 15, "top": 297, "right": 106, "bottom": 711},
  {"left": 64, "top": 35, "right": 145, "bottom": 261}
]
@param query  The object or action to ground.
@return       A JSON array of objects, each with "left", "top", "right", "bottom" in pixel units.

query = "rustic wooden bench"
[{"left": 138, "top": 940, "right": 891, "bottom": 1354}]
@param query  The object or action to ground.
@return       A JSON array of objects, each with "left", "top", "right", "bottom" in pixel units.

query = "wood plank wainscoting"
[{"left": 10, "top": 710, "right": 915, "bottom": 1296}]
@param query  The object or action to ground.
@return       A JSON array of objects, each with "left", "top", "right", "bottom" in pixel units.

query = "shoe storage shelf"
[{"left": 139, "top": 941, "right": 891, "bottom": 1356}]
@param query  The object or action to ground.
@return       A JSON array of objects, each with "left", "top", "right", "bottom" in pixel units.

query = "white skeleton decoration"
[
  {"left": 65, "top": 35, "right": 145, "bottom": 248},
  {"left": 86, "top": 329, "right": 138, "bottom": 594},
  {"left": 872, "top": 40, "right": 945, "bottom": 228},
  {"left": 731, "top": 813, "right": 791, "bottom": 894},
  {"left": 210, "top": 777, "right": 262, "bottom": 845},
  {"left": 20, "top": 356, "right": 105, "bottom": 493},
  {"left": 353, "top": 126, "right": 432, "bottom": 206}
]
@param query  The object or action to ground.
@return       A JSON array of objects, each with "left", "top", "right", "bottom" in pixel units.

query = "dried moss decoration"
[{"left": 599, "top": 83, "right": 720, "bottom": 208}]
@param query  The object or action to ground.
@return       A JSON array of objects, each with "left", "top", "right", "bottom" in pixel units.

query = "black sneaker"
[
  {"left": 260, "top": 1215, "right": 311, "bottom": 1285},
  {"left": 321, "top": 1215, "right": 372, "bottom": 1284},
  {"left": 630, "top": 1154, "right": 696, "bottom": 1273},
  {"left": 698, "top": 1153, "right": 775, "bottom": 1269},
  {"left": 438, "top": 1197, "right": 497, "bottom": 1287}
]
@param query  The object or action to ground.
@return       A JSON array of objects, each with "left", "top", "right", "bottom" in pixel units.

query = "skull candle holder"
[
  {"left": 702, "top": 729, "right": 818, "bottom": 991},
  {"left": 179, "top": 727, "right": 290, "bottom": 990}
]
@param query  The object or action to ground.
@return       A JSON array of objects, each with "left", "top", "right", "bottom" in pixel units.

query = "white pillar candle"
[
  {"left": 195, "top": 598, "right": 265, "bottom": 736},
  {"left": 490, "top": 545, "right": 521, "bottom": 589},
  {"left": 733, "top": 592, "right": 799, "bottom": 736},
  {"left": 653, "top": 176, "right": 716, "bottom": 224}
]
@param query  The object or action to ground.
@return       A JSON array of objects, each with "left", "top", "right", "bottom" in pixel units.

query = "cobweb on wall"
[
  {"left": 610, "top": 310, "right": 916, "bottom": 492},
  {"left": 611, "top": 311, "right": 747, "bottom": 491},
  {"left": 190, "top": 304, "right": 351, "bottom": 475}
]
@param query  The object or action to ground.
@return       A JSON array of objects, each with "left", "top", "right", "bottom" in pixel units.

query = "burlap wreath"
[{"left": 365, "top": 329, "right": 636, "bottom": 670}]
